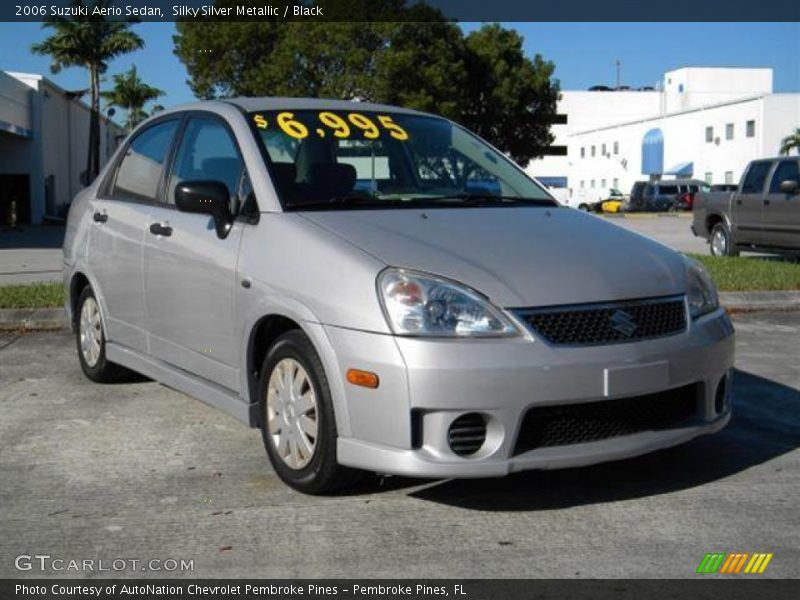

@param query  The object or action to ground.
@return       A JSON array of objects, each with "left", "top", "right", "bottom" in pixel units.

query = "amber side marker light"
[{"left": 347, "top": 369, "right": 380, "bottom": 389}]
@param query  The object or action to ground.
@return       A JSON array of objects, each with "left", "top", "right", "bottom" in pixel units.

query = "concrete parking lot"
[{"left": 1, "top": 311, "right": 798, "bottom": 579}]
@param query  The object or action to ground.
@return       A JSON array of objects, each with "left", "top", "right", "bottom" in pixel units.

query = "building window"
[
  {"left": 705, "top": 126, "right": 714, "bottom": 143},
  {"left": 580, "top": 147, "right": 585, "bottom": 158},
  {"left": 580, "top": 180, "right": 585, "bottom": 188},
  {"left": 601, "top": 143, "right": 607, "bottom": 156},
  {"left": 601, "top": 179, "right": 606, "bottom": 188},
  {"left": 726, "top": 123, "right": 734, "bottom": 140},
  {"left": 705, "top": 172, "right": 713, "bottom": 184},
  {"left": 613, "top": 178, "right": 619, "bottom": 189},
  {"left": 725, "top": 171, "right": 734, "bottom": 184},
  {"left": 590, "top": 180, "right": 595, "bottom": 188},
  {"left": 746, "top": 120, "right": 755, "bottom": 138},
  {"left": 591, "top": 146, "right": 596, "bottom": 157},
  {"left": 613, "top": 141, "right": 619, "bottom": 155}
]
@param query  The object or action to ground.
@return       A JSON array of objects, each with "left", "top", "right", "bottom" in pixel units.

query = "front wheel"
[
  {"left": 259, "top": 330, "right": 363, "bottom": 494},
  {"left": 710, "top": 222, "right": 739, "bottom": 257}
]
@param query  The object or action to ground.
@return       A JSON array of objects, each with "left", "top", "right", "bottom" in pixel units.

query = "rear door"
[
  {"left": 87, "top": 118, "right": 180, "bottom": 353},
  {"left": 142, "top": 114, "right": 247, "bottom": 392},
  {"left": 762, "top": 158, "right": 800, "bottom": 248},
  {"left": 732, "top": 160, "right": 772, "bottom": 245}
]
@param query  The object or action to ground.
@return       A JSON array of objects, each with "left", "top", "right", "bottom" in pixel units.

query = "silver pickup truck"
[{"left": 692, "top": 157, "right": 800, "bottom": 256}]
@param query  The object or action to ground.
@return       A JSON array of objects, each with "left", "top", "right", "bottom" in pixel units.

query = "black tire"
[
  {"left": 75, "top": 286, "right": 128, "bottom": 383},
  {"left": 258, "top": 330, "right": 363, "bottom": 494},
  {"left": 578, "top": 204, "right": 590, "bottom": 212},
  {"left": 710, "top": 222, "right": 739, "bottom": 257}
]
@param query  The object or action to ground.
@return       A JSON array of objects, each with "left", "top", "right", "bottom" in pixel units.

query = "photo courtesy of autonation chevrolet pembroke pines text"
[{"left": 0, "top": 1, "right": 798, "bottom": 598}]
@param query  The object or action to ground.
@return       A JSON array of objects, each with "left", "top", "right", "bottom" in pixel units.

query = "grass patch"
[
  {"left": 689, "top": 254, "right": 800, "bottom": 291},
  {"left": 0, "top": 282, "right": 64, "bottom": 309}
]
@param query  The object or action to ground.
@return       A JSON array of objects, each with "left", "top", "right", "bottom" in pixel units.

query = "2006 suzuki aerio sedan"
[{"left": 64, "top": 98, "right": 734, "bottom": 493}]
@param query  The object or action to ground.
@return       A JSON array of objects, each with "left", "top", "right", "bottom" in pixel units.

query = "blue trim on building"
[
  {"left": 642, "top": 128, "right": 664, "bottom": 175},
  {"left": 0, "top": 118, "right": 33, "bottom": 139}
]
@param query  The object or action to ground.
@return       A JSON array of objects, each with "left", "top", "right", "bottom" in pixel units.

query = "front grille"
[
  {"left": 515, "top": 295, "right": 686, "bottom": 346},
  {"left": 513, "top": 383, "right": 700, "bottom": 455},
  {"left": 448, "top": 413, "right": 487, "bottom": 456}
]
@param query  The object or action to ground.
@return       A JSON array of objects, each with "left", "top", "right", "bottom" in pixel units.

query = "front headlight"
[
  {"left": 377, "top": 268, "right": 520, "bottom": 337},
  {"left": 685, "top": 256, "right": 719, "bottom": 318}
]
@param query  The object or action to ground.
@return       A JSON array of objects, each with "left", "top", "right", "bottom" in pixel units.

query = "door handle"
[
  {"left": 93, "top": 211, "right": 108, "bottom": 223},
  {"left": 149, "top": 222, "right": 173, "bottom": 237}
]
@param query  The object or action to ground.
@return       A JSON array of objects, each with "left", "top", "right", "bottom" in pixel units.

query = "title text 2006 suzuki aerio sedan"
[{"left": 64, "top": 98, "right": 734, "bottom": 493}]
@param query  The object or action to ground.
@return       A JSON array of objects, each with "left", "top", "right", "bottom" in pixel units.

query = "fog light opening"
[
  {"left": 447, "top": 413, "right": 487, "bottom": 457},
  {"left": 714, "top": 376, "right": 728, "bottom": 415}
]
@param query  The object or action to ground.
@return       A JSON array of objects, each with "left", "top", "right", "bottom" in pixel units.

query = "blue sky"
[{"left": 1, "top": 22, "right": 797, "bottom": 114}]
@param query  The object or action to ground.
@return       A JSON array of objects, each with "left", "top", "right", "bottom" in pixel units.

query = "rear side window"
[
  {"left": 113, "top": 120, "right": 179, "bottom": 203},
  {"left": 768, "top": 160, "right": 800, "bottom": 193},
  {"left": 741, "top": 161, "right": 773, "bottom": 194},
  {"left": 167, "top": 117, "right": 244, "bottom": 212},
  {"left": 659, "top": 185, "right": 678, "bottom": 195}
]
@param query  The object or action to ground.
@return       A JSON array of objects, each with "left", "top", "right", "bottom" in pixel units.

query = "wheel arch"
[
  {"left": 69, "top": 271, "right": 92, "bottom": 332},
  {"left": 242, "top": 306, "right": 351, "bottom": 438}
]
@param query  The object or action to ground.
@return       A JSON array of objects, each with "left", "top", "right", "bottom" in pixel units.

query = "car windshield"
[{"left": 249, "top": 110, "right": 555, "bottom": 210}]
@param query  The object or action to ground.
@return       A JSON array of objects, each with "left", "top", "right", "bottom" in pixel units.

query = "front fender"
[{"left": 238, "top": 292, "right": 352, "bottom": 437}]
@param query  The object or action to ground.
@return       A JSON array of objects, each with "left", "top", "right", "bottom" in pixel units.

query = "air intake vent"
[{"left": 447, "top": 413, "right": 486, "bottom": 457}]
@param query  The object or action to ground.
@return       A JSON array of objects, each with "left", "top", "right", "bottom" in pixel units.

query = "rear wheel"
[
  {"left": 75, "top": 286, "right": 128, "bottom": 382},
  {"left": 259, "top": 330, "right": 363, "bottom": 494},
  {"left": 710, "top": 222, "right": 739, "bottom": 257}
]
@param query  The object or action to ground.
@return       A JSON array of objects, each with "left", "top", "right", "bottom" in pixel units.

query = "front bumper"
[{"left": 327, "top": 308, "right": 735, "bottom": 478}]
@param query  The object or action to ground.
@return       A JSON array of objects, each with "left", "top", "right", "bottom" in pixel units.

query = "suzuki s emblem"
[{"left": 610, "top": 309, "right": 638, "bottom": 337}]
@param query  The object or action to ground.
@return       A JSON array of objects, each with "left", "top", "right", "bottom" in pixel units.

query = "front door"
[
  {"left": 732, "top": 160, "right": 771, "bottom": 245},
  {"left": 143, "top": 115, "right": 246, "bottom": 392},
  {"left": 762, "top": 158, "right": 800, "bottom": 249},
  {"left": 88, "top": 118, "right": 181, "bottom": 353}
]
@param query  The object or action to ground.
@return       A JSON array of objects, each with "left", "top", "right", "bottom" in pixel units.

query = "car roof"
[{"left": 224, "top": 96, "right": 436, "bottom": 117}]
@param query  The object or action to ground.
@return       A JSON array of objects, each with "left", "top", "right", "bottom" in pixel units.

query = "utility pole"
[{"left": 615, "top": 59, "right": 621, "bottom": 90}]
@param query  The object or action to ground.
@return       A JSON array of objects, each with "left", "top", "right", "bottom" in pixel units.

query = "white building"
[
  {"left": 528, "top": 67, "right": 800, "bottom": 207},
  {"left": 0, "top": 71, "right": 125, "bottom": 226}
]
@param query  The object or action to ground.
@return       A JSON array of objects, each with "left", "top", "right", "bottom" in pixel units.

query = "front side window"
[
  {"left": 769, "top": 160, "right": 800, "bottom": 193},
  {"left": 168, "top": 117, "right": 244, "bottom": 213},
  {"left": 741, "top": 162, "right": 772, "bottom": 194},
  {"left": 112, "top": 119, "right": 179, "bottom": 203},
  {"left": 250, "top": 110, "right": 552, "bottom": 210}
]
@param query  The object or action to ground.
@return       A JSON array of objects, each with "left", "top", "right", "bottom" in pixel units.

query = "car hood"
[{"left": 300, "top": 207, "right": 688, "bottom": 308}]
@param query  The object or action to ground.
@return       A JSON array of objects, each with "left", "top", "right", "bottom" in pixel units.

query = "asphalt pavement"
[{"left": 1, "top": 311, "right": 798, "bottom": 579}]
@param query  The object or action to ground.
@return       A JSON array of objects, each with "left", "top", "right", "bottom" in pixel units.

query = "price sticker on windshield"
[{"left": 252, "top": 111, "right": 410, "bottom": 141}]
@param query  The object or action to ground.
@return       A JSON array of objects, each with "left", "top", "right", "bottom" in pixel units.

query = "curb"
[
  {"left": 0, "top": 307, "right": 68, "bottom": 331},
  {"left": 600, "top": 212, "right": 692, "bottom": 219},
  {"left": 718, "top": 291, "right": 800, "bottom": 312},
  {"left": 2, "top": 293, "right": 800, "bottom": 332}
]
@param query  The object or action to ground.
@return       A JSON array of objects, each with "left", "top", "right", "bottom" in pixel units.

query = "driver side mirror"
[
  {"left": 779, "top": 179, "right": 799, "bottom": 195},
  {"left": 175, "top": 180, "right": 233, "bottom": 238}
]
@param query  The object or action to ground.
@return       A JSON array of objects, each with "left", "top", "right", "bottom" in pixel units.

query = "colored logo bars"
[{"left": 696, "top": 552, "right": 773, "bottom": 574}]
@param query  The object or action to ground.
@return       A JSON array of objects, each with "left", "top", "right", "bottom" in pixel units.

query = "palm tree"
[
  {"left": 101, "top": 65, "right": 164, "bottom": 130},
  {"left": 780, "top": 128, "right": 800, "bottom": 156},
  {"left": 31, "top": 0, "right": 143, "bottom": 180}
]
